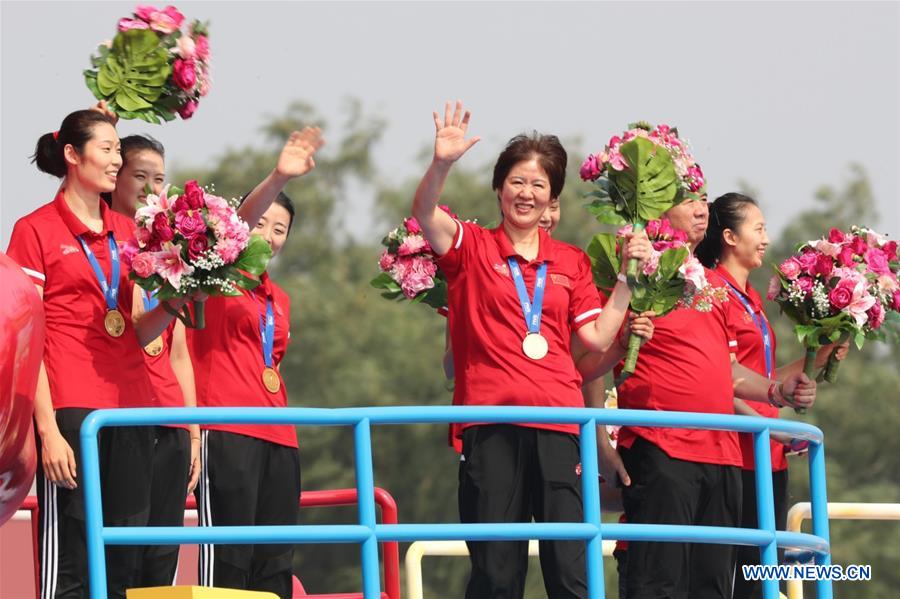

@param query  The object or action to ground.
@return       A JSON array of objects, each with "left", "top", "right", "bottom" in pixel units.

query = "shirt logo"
[
  {"left": 550, "top": 273, "right": 571, "bottom": 288},
  {"left": 60, "top": 244, "right": 80, "bottom": 256},
  {"left": 492, "top": 263, "right": 510, "bottom": 277}
]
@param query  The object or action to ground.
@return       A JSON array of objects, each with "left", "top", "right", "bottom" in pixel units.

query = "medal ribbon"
[
  {"left": 724, "top": 281, "right": 774, "bottom": 379},
  {"left": 140, "top": 288, "right": 159, "bottom": 312},
  {"left": 77, "top": 233, "right": 120, "bottom": 311},
  {"left": 258, "top": 296, "right": 275, "bottom": 369},
  {"left": 507, "top": 258, "right": 547, "bottom": 335}
]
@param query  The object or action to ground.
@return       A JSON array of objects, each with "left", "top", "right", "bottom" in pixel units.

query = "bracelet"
[
  {"left": 616, "top": 272, "right": 628, "bottom": 284},
  {"left": 767, "top": 382, "right": 785, "bottom": 408}
]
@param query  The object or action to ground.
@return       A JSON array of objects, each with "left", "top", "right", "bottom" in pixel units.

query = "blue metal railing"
[{"left": 80, "top": 406, "right": 833, "bottom": 599}]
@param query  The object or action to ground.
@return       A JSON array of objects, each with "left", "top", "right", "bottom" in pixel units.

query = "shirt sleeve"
[
  {"left": 435, "top": 220, "right": 479, "bottom": 279},
  {"left": 569, "top": 250, "right": 605, "bottom": 329},
  {"left": 6, "top": 219, "right": 46, "bottom": 287}
]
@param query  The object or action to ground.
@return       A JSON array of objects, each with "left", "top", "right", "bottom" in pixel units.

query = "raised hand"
[
  {"left": 619, "top": 230, "right": 652, "bottom": 274},
  {"left": 275, "top": 126, "right": 325, "bottom": 180},
  {"left": 433, "top": 100, "right": 480, "bottom": 164}
]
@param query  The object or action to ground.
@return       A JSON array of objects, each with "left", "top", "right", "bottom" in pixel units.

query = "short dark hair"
[
  {"left": 240, "top": 191, "right": 296, "bottom": 235},
  {"left": 120, "top": 134, "right": 165, "bottom": 169},
  {"left": 695, "top": 192, "right": 759, "bottom": 267},
  {"left": 492, "top": 132, "right": 568, "bottom": 199},
  {"left": 32, "top": 110, "right": 117, "bottom": 178}
]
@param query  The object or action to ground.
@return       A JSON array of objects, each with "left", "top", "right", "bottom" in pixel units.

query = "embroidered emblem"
[
  {"left": 492, "top": 263, "right": 510, "bottom": 277},
  {"left": 60, "top": 244, "right": 80, "bottom": 255},
  {"left": 550, "top": 273, "right": 571, "bottom": 288}
]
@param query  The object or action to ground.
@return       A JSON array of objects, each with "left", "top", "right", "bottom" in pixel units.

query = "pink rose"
[
  {"left": 118, "top": 17, "right": 150, "bottom": 31},
  {"left": 686, "top": 165, "right": 705, "bottom": 192},
  {"left": 176, "top": 35, "right": 196, "bottom": 59},
  {"left": 404, "top": 217, "right": 422, "bottom": 235},
  {"left": 135, "top": 226, "right": 152, "bottom": 246},
  {"left": 178, "top": 100, "right": 199, "bottom": 120},
  {"left": 892, "top": 290, "right": 900, "bottom": 311},
  {"left": 142, "top": 5, "right": 184, "bottom": 34},
  {"left": 658, "top": 219, "right": 675, "bottom": 240},
  {"left": 183, "top": 180, "right": 205, "bottom": 209},
  {"left": 175, "top": 210, "right": 207, "bottom": 238},
  {"left": 194, "top": 34, "right": 210, "bottom": 60},
  {"left": 850, "top": 236, "right": 868, "bottom": 256},
  {"left": 767, "top": 276, "right": 781, "bottom": 301},
  {"left": 134, "top": 5, "right": 159, "bottom": 22},
  {"left": 187, "top": 234, "right": 209, "bottom": 261},
  {"left": 867, "top": 302, "right": 885, "bottom": 329},
  {"left": 645, "top": 219, "right": 661, "bottom": 239},
  {"left": 779, "top": 257, "right": 801, "bottom": 280},
  {"left": 795, "top": 276, "right": 814, "bottom": 295},
  {"left": 172, "top": 59, "right": 197, "bottom": 91},
  {"left": 607, "top": 148, "right": 628, "bottom": 171},
  {"left": 865, "top": 248, "right": 890, "bottom": 275},
  {"left": 120, "top": 240, "right": 140, "bottom": 268},
  {"left": 673, "top": 229, "right": 688, "bottom": 244},
  {"left": 796, "top": 250, "right": 818, "bottom": 276},
  {"left": 152, "top": 213, "right": 174, "bottom": 242},
  {"left": 579, "top": 154, "right": 603, "bottom": 181},
  {"left": 131, "top": 252, "right": 157, "bottom": 278},
  {"left": 828, "top": 228, "right": 846, "bottom": 244},
  {"left": 882, "top": 240, "right": 898, "bottom": 261},
  {"left": 828, "top": 280, "right": 854, "bottom": 310},
  {"left": 838, "top": 246, "right": 856, "bottom": 267},
  {"left": 814, "top": 253, "right": 834, "bottom": 277},
  {"left": 379, "top": 250, "right": 396, "bottom": 272}
]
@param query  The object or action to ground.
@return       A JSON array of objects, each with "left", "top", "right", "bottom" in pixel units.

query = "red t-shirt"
[
  {"left": 188, "top": 273, "right": 297, "bottom": 448},
  {"left": 137, "top": 303, "right": 189, "bottom": 429},
  {"left": 6, "top": 191, "right": 155, "bottom": 409},
  {"left": 615, "top": 267, "right": 742, "bottom": 467},
  {"left": 715, "top": 265, "right": 787, "bottom": 472},
  {"left": 437, "top": 221, "right": 605, "bottom": 435}
]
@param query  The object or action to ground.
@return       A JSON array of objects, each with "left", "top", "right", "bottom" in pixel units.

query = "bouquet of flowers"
[
  {"left": 84, "top": 4, "right": 211, "bottom": 123},
  {"left": 580, "top": 122, "right": 706, "bottom": 281},
  {"left": 587, "top": 217, "right": 724, "bottom": 382},
  {"left": 122, "top": 180, "right": 272, "bottom": 328},
  {"left": 369, "top": 206, "right": 458, "bottom": 310},
  {"left": 769, "top": 226, "right": 900, "bottom": 388}
]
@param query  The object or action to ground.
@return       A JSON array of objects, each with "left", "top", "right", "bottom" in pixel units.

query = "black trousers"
[
  {"left": 733, "top": 468, "right": 789, "bottom": 599},
  {"left": 458, "top": 424, "right": 587, "bottom": 599},
  {"left": 196, "top": 430, "right": 301, "bottom": 599},
  {"left": 619, "top": 437, "right": 742, "bottom": 599},
  {"left": 137, "top": 426, "right": 191, "bottom": 587},
  {"left": 35, "top": 408, "right": 153, "bottom": 599}
]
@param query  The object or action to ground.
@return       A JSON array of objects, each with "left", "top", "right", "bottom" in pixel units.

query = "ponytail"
[
  {"left": 695, "top": 192, "right": 759, "bottom": 268},
  {"left": 31, "top": 110, "right": 116, "bottom": 179}
]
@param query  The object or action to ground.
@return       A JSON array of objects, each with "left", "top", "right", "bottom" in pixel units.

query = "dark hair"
[
  {"left": 492, "top": 132, "right": 568, "bottom": 199},
  {"left": 32, "top": 110, "right": 117, "bottom": 178},
  {"left": 120, "top": 134, "right": 165, "bottom": 167},
  {"left": 240, "top": 191, "right": 296, "bottom": 234},
  {"left": 695, "top": 192, "right": 759, "bottom": 267}
]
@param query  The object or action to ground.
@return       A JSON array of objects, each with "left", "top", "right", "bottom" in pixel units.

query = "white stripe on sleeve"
[{"left": 574, "top": 307, "right": 603, "bottom": 324}]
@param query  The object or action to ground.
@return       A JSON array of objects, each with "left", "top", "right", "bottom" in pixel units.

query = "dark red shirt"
[
  {"left": 715, "top": 265, "right": 787, "bottom": 472},
  {"left": 615, "top": 267, "right": 742, "bottom": 467},
  {"left": 6, "top": 190, "right": 155, "bottom": 409},
  {"left": 438, "top": 221, "right": 605, "bottom": 435},
  {"left": 188, "top": 273, "right": 296, "bottom": 448}
]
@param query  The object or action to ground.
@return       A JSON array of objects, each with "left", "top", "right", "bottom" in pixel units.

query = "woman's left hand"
[
  {"left": 89, "top": 100, "right": 119, "bottom": 125},
  {"left": 187, "top": 436, "right": 201, "bottom": 495},
  {"left": 275, "top": 127, "right": 325, "bottom": 180},
  {"left": 624, "top": 311, "right": 656, "bottom": 346}
]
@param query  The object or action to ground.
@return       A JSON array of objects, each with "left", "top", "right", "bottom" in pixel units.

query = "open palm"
[
  {"left": 276, "top": 126, "right": 325, "bottom": 179},
  {"left": 433, "top": 100, "right": 480, "bottom": 163}
]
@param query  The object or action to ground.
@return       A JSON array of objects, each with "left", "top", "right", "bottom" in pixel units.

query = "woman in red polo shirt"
[
  {"left": 695, "top": 192, "right": 846, "bottom": 599},
  {"left": 7, "top": 109, "right": 197, "bottom": 599},
  {"left": 413, "top": 101, "right": 652, "bottom": 598},
  {"left": 189, "top": 128, "right": 323, "bottom": 599},
  {"left": 108, "top": 133, "right": 201, "bottom": 587}
]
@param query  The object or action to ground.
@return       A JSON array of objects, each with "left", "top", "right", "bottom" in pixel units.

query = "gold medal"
[
  {"left": 143, "top": 336, "right": 164, "bottom": 357},
  {"left": 262, "top": 367, "right": 281, "bottom": 394},
  {"left": 104, "top": 309, "right": 126, "bottom": 338},
  {"left": 522, "top": 332, "right": 549, "bottom": 360}
]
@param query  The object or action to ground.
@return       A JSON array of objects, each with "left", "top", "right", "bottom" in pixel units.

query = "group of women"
[{"left": 7, "top": 98, "right": 843, "bottom": 599}]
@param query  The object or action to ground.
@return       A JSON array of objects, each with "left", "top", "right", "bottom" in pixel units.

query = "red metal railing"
[{"left": 19, "top": 488, "right": 400, "bottom": 599}]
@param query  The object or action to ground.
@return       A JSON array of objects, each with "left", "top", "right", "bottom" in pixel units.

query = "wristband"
[
  {"left": 767, "top": 382, "right": 784, "bottom": 408},
  {"left": 616, "top": 273, "right": 628, "bottom": 284}
]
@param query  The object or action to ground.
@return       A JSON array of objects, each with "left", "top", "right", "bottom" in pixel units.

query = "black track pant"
[
  {"left": 619, "top": 437, "right": 741, "bottom": 599},
  {"left": 458, "top": 424, "right": 587, "bottom": 599},
  {"left": 196, "top": 430, "right": 301, "bottom": 599}
]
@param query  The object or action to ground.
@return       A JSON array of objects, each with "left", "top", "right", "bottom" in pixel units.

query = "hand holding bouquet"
[
  {"left": 84, "top": 4, "right": 211, "bottom": 122},
  {"left": 369, "top": 206, "right": 459, "bottom": 311},
  {"left": 580, "top": 122, "right": 706, "bottom": 283},
  {"left": 588, "top": 218, "right": 724, "bottom": 382},
  {"left": 122, "top": 181, "right": 272, "bottom": 328},
  {"left": 769, "top": 226, "right": 900, "bottom": 391}
]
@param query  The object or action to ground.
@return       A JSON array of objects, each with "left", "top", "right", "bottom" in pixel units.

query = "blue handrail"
[{"left": 80, "top": 406, "right": 833, "bottom": 599}]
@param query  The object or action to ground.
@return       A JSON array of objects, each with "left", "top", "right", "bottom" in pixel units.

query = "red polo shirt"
[
  {"left": 615, "top": 267, "right": 742, "bottom": 467},
  {"left": 138, "top": 315, "right": 189, "bottom": 431},
  {"left": 437, "top": 221, "right": 605, "bottom": 435},
  {"left": 715, "top": 265, "right": 787, "bottom": 472},
  {"left": 6, "top": 190, "right": 155, "bottom": 409},
  {"left": 188, "top": 272, "right": 297, "bottom": 448}
]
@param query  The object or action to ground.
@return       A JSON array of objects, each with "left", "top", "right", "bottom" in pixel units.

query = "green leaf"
[
  {"left": 657, "top": 247, "right": 689, "bottom": 281},
  {"left": 584, "top": 200, "right": 628, "bottom": 225},
  {"left": 795, "top": 324, "right": 820, "bottom": 345},
  {"left": 607, "top": 137, "right": 681, "bottom": 222},
  {"left": 233, "top": 234, "right": 273, "bottom": 275},
  {"left": 586, "top": 233, "right": 619, "bottom": 292},
  {"left": 230, "top": 270, "right": 263, "bottom": 291},
  {"left": 370, "top": 272, "right": 401, "bottom": 293}
]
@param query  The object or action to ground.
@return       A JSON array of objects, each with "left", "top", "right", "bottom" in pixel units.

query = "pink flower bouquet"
[
  {"left": 84, "top": 4, "right": 211, "bottom": 123},
  {"left": 369, "top": 207, "right": 457, "bottom": 311},
  {"left": 769, "top": 225, "right": 900, "bottom": 390},
  {"left": 122, "top": 180, "right": 272, "bottom": 328},
  {"left": 581, "top": 122, "right": 706, "bottom": 282},
  {"left": 587, "top": 218, "right": 724, "bottom": 382}
]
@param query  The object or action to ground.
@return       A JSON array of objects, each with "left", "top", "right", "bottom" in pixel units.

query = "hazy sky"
[{"left": 2, "top": 1, "right": 898, "bottom": 249}]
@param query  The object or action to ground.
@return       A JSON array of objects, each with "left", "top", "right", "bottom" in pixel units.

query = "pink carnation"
[
  {"left": 398, "top": 256, "right": 438, "bottom": 298},
  {"left": 378, "top": 250, "right": 396, "bottom": 272},
  {"left": 642, "top": 250, "right": 661, "bottom": 276},
  {"left": 893, "top": 290, "right": 900, "bottom": 311},
  {"left": 131, "top": 252, "right": 157, "bottom": 278},
  {"left": 397, "top": 235, "right": 430, "bottom": 257},
  {"left": 779, "top": 258, "right": 801, "bottom": 280},
  {"left": 194, "top": 34, "right": 210, "bottom": 60},
  {"left": 214, "top": 236, "right": 243, "bottom": 264},
  {"left": 767, "top": 276, "right": 782, "bottom": 301},
  {"left": 118, "top": 17, "right": 150, "bottom": 31}
]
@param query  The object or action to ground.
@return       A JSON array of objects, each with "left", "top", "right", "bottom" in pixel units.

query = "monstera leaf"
[
  {"left": 91, "top": 29, "right": 170, "bottom": 114},
  {"left": 608, "top": 136, "right": 680, "bottom": 223}
]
